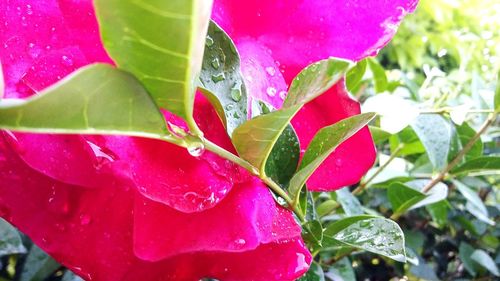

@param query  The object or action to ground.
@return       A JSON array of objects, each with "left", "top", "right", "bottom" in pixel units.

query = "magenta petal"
[
  {"left": 292, "top": 82, "right": 376, "bottom": 190},
  {"left": 0, "top": 0, "right": 110, "bottom": 98},
  {"left": 0, "top": 137, "right": 310, "bottom": 281},
  {"left": 213, "top": 0, "right": 418, "bottom": 80},
  {"left": 134, "top": 178, "right": 301, "bottom": 261}
]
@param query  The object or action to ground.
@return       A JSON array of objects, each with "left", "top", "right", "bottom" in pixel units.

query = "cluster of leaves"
[{"left": 1, "top": 0, "right": 499, "bottom": 281}]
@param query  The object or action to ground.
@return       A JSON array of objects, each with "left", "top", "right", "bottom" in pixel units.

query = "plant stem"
[
  {"left": 352, "top": 144, "right": 403, "bottom": 195},
  {"left": 420, "top": 108, "right": 494, "bottom": 114},
  {"left": 203, "top": 139, "right": 305, "bottom": 222},
  {"left": 421, "top": 111, "right": 498, "bottom": 193}
]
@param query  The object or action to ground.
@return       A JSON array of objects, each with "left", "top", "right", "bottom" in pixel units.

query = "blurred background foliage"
[{"left": 1, "top": 0, "right": 499, "bottom": 280}]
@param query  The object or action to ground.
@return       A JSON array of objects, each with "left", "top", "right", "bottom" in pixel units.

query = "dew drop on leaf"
[
  {"left": 187, "top": 141, "right": 205, "bottom": 157},
  {"left": 211, "top": 73, "right": 225, "bottom": 83}
]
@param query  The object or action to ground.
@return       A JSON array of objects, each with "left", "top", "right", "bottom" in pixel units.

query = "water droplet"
[
  {"left": 211, "top": 58, "right": 220, "bottom": 70},
  {"left": 205, "top": 35, "right": 214, "bottom": 47},
  {"left": 279, "top": 90, "right": 287, "bottom": 100},
  {"left": 265, "top": 66, "right": 276, "bottom": 76},
  {"left": 235, "top": 238, "right": 246, "bottom": 246},
  {"left": 276, "top": 197, "right": 287, "bottom": 206},
  {"left": 224, "top": 104, "right": 234, "bottom": 111},
  {"left": 231, "top": 85, "right": 242, "bottom": 102},
  {"left": 266, "top": 87, "right": 277, "bottom": 97},
  {"left": 211, "top": 73, "right": 225, "bottom": 83},
  {"left": 61, "top": 55, "right": 73, "bottom": 66},
  {"left": 187, "top": 141, "right": 205, "bottom": 157}
]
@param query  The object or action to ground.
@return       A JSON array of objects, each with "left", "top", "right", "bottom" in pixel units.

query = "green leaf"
[
  {"left": 459, "top": 242, "right": 477, "bottom": 276},
  {"left": 471, "top": 249, "right": 500, "bottom": 276},
  {"left": 405, "top": 180, "right": 448, "bottom": 209},
  {"left": 368, "top": 58, "right": 388, "bottom": 93},
  {"left": 288, "top": 113, "right": 376, "bottom": 203},
  {"left": 21, "top": 245, "right": 60, "bottom": 281},
  {"left": 325, "top": 217, "right": 406, "bottom": 262},
  {"left": 426, "top": 201, "right": 449, "bottom": 227},
  {"left": 327, "top": 257, "right": 356, "bottom": 281},
  {"left": 453, "top": 180, "right": 493, "bottom": 225},
  {"left": 336, "top": 187, "right": 363, "bottom": 216},
  {"left": 411, "top": 114, "right": 452, "bottom": 170},
  {"left": 298, "top": 262, "right": 325, "bottom": 281},
  {"left": 323, "top": 215, "right": 378, "bottom": 236},
  {"left": 265, "top": 125, "right": 300, "bottom": 188},
  {"left": 302, "top": 220, "right": 323, "bottom": 252},
  {"left": 346, "top": 59, "right": 367, "bottom": 93},
  {"left": 232, "top": 58, "right": 352, "bottom": 173},
  {"left": 455, "top": 122, "right": 484, "bottom": 161},
  {"left": 451, "top": 156, "right": 500, "bottom": 174},
  {"left": 387, "top": 182, "right": 426, "bottom": 216},
  {"left": 0, "top": 218, "right": 26, "bottom": 256},
  {"left": 0, "top": 64, "right": 174, "bottom": 142},
  {"left": 199, "top": 21, "right": 248, "bottom": 135},
  {"left": 94, "top": 0, "right": 213, "bottom": 133},
  {"left": 369, "top": 126, "right": 391, "bottom": 145}
]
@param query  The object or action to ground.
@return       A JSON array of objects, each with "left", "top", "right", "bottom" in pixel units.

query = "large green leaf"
[
  {"left": 199, "top": 21, "right": 248, "bottom": 135},
  {"left": 451, "top": 156, "right": 500, "bottom": 174},
  {"left": 411, "top": 114, "right": 452, "bottom": 170},
  {"left": 94, "top": 0, "right": 213, "bottom": 133},
  {"left": 232, "top": 58, "right": 352, "bottom": 174},
  {"left": 21, "top": 245, "right": 60, "bottom": 281},
  {"left": 325, "top": 216, "right": 406, "bottom": 262},
  {"left": 288, "top": 113, "right": 376, "bottom": 204},
  {"left": 0, "top": 64, "right": 174, "bottom": 143},
  {"left": 0, "top": 218, "right": 26, "bottom": 256}
]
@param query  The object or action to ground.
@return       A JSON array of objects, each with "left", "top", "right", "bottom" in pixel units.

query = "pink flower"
[{"left": 0, "top": 0, "right": 417, "bottom": 280}]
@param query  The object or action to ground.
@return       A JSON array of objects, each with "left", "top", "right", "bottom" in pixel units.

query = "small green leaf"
[
  {"left": 327, "top": 257, "right": 356, "bottom": 281},
  {"left": 346, "top": 59, "right": 367, "bottom": 93},
  {"left": 298, "top": 262, "right": 325, "bottom": 281},
  {"left": 411, "top": 114, "right": 452, "bottom": 170},
  {"left": 471, "top": 249, "right": 500, "bottom": 276},
  {"left": 199, "top": 21, "right": 248, "bottom": 135},
  {"left": 369, "top": 126, "right": 391, "bottom": 145},
  {"left": 265, "top": 125, "right": 300, "bottom": 188},
  {"left": 233, "top": 58, "right": 352, "bottom": 174},
  {"left": 302, "top": 220, "right": 323, "bottom": 252},
  {"left": 288, "top": 113, "right": 376, "bottom": 204},
  {"left": 451, "top": 156, "right": 500, "bottom": 174},
  {"left": 94, "top": 0, "right": 213, "bottom": 133},
  {"left": 325, "top": 216, "right": 406, "bottom": 262},
  {"left": 21, "top": 245, "right": 60, "bottom": 281},
  {"left": 368, "top": 58, "right": 388, "bottom": 93},
  {"left": 459, "top": 242, "right": 477, "bottom": 276},
  {"left": 454, "top": 122, "right": 483, "bottom": 161},
  {"left": 426, "top": 201, "right": 449, "bottom": 227},
  {"left": 0, "top": 65, "right": 174, "bottom": 143},
  {"left": 453, "top": 180, "right": 493, "bottom": 225},
  {"left": 405, "top": 180, "right": 448, "bottom": 209},
  {"left": 387, "top": 182, "right": 426, "bottom": 216},
  {"left": 336, "top": 187, "right": 363, "bottom": 216},
  {"left": 0, "top": 218, "right": 26, "bottom": 256}
]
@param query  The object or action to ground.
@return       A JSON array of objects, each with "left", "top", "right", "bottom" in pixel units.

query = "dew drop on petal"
[
  {"left": 211, "top": 73, "right": 225, "bottom": 83},
  {"left": 187, "top": 141, "right": 205, "bottom": 157},
  {"left": 266, "top": 87, "right": 277, "bottom": 97},
  {"left": 265, "top": 66, "right": 276, "bottom": 77}
]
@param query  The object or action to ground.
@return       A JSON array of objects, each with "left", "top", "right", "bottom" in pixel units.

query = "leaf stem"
[
  {"left": 203, "top": 139, "right": 305, "bottom": 222},
  {"left": 352, "top": 144, "right": 404, "bottom": 195},
  {"left": 421, "top": 111, "right": 498, "bottom": 193}
]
